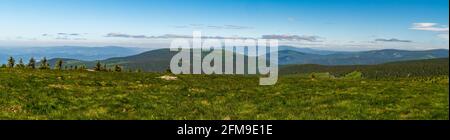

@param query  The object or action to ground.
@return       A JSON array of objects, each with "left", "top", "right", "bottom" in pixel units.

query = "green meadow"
[{"left": 0, "top": 68, "right": 448, "bottom": 120}]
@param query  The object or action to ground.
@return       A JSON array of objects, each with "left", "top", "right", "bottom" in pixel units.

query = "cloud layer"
[
  {"left": 105, "top": 33, "right": 254, "bottom": 40},
  {"left": 375, "top": 38, "right": 412, "bottom": 43},
  {"left": 105, "top": 33, "right": 325, "bottom": 43},
  {"left": 410, "top": 23, "right": 449, "bottom": 41},
  {"left": 261, "top": 35, "right": 324, "bottom": 42},
  {"left": 41, "top": 33, "right": 87, "bottom": 40},
  {"left": 172, "top": 24, "right": 252, "bottom": 30},
  {"left": 410, "top": 23, "right": 449, "bottom": 32}
]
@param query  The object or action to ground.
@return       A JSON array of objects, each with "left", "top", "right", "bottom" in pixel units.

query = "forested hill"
[
  {"left": 38, "top": 48, "right": 449, "bottom": 72},
  {"left": 280, "top": 58, "right": 449, "bottom": 79}
]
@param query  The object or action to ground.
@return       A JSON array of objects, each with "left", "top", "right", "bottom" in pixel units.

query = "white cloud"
[
  {"left": 261, "top": 34, "right": 324, "bottom": 42},
  {"left": 105, "top": 33, "right": 254, "bottom": 40},
  {"left": 172, "top": 24, "right": 253, "bottom": 30},
  {"left": 410, "top": 23, "right": 449, "bottom": 41},
  {"left": 410, "top": 23, "right": 449, "bottom": 32},
  {"left": 374, "top": 38, "right": 412, "bottom": 43}
]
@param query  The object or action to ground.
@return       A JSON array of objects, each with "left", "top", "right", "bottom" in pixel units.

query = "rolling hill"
[
  {"left": 46, "top": 49, "right": 248, "bottom": 72},
  {"left": 280, "top": 58, "right": 449, "bottom": 78},
  {"left": 278, "top": 49, "right": 449, "bottom": 65},
  {"left": 40, "top": 47, "right": 449, "bottom": 72},
  {"left": 277, "top": 46, "right": 343, "bottom": 55}
]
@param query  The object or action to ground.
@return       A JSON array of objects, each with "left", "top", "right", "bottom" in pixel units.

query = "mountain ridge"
[
  {"left": 0, "top": 46, "right": 150, "bottom": 64},
  {"left": 39, "top": 48, "right": 449, "bottom": 72}
]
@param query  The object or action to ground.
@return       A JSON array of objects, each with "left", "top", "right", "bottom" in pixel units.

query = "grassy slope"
[
  {"left": 280, "top": 58, "right": 449, "bottom": 78},
  {"left": 0, "top": 69, "right": 448, "bottom": 120}
]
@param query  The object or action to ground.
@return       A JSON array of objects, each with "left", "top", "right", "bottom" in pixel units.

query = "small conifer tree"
[
  {"left": 39, "top": 57, "right": 50, "bottom": 70},
  {"left": 81, "top": 65, "right": 86, "bottom": 70},
  {"left": 17, "top": 58, "right": 25, "bottom": 68},
  {"left": 94, "top": 61, "right": 102, "bottom": 71},
  {"left": 28, "top": 57, "right": 36, "bottom": 69},
  {"left": 55, "top": 59, "right": 63, "bottom": 70},
  {"left": 7, "top": 56, "right": 15, "bottom": 68}
]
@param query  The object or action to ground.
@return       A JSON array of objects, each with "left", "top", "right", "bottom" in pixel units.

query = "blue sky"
[{"left": 0, "top": 0, "right": 448, "bottom": 50}]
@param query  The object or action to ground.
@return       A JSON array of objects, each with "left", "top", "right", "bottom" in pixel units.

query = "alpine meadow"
[
  {"left": 0, "top": 55, "right": 448, "bottom": 120},
  {"left": 0, "top": 0, "right": 449, "bottom": 121}
]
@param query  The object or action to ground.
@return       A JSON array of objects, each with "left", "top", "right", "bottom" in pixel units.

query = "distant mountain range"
[
  {"left": 278, "top": 48, "right": 449, "bottom": 65},
  {"left": 228, "top": 46, "right": 341, "bottom": 56},
  {"left": 36, "top": 46, "right": 448, "bottom": 72},
  {"left": 0, "top": 46, "right": 150, "bottom": 64},
  {"left": 2, "top": 46, "right": 447, "bottom": 71},
  {"left": 277, "top": 46, "right": 343, "bottom": 55}
]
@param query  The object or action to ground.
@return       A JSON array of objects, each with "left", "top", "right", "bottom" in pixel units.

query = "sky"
[{"left": 0, "top": 0, "right": 448, "bottom": 51}]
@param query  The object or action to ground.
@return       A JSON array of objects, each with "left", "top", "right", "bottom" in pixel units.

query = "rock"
[{"left": 159, "top": 75, "right": 178, "bottom": 80}]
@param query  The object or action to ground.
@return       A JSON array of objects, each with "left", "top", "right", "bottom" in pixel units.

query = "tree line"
[
  {"left": 1, "top": 56, "right": 124, "bottom": 72},
  {"left": 280, "top": 58, "right": 449, "bottom": 79}
]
